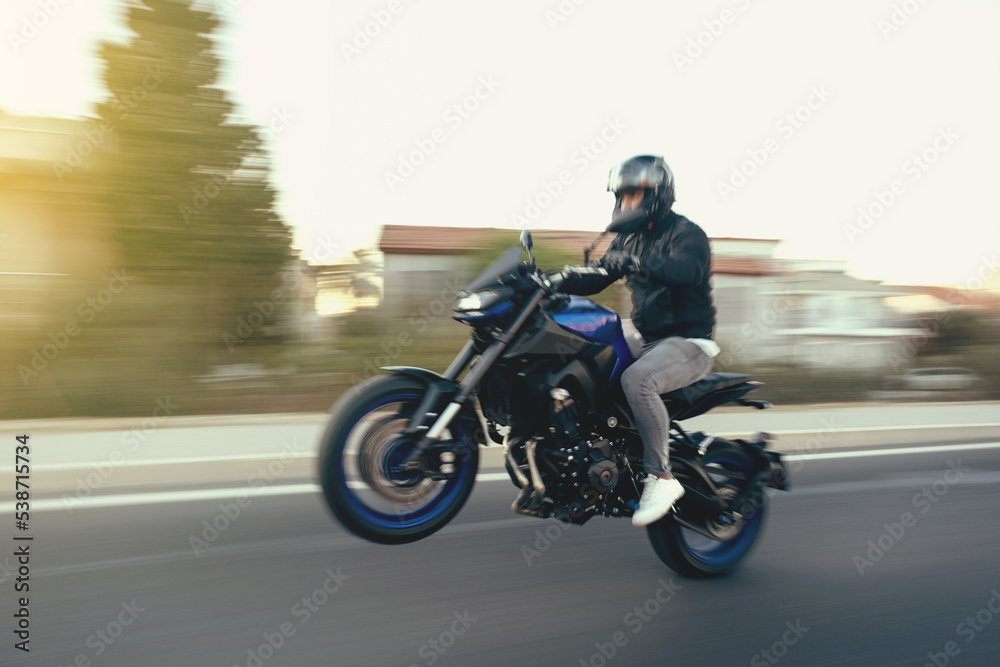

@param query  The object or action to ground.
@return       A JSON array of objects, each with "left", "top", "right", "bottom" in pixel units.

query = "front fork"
[{"left": 400, "top": 287, "right": 548, "bottom": 470}]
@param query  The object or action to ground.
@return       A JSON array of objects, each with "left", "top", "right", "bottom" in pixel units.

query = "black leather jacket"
[{"left": 560, "top": 211, "right": 716, "bottom": 342}]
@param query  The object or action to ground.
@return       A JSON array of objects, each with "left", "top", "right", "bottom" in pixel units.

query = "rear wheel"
[
  {"left": 318, "top": 374, "right": 479, "bottom": 544},
  {"left": 646, "top": 441, "right": 767, "bottom": 578}
]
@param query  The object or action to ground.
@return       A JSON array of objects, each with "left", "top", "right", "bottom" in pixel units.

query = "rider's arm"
[
  {"left": 641, "top": 224, "right": 711, "bottom": 287},
  {"left": 557, "top": 235, "right": 625, "bottom": 295},
  {"left": 557, "top": 270, "right": 616, "bottom": 296}
]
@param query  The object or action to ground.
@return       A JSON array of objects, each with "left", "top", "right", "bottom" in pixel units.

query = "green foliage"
[
  {"left": 95, "top": 0, "right": 292, "bottom": 341},
  {"left": 923, "top": 310, "right": 998, "bottom": 355},
  {"left": 915, "top": 310, "right": 1000, "bottom": 398},
  {"left": 0, "top": 0, "right": 297, "bottom": 418}
]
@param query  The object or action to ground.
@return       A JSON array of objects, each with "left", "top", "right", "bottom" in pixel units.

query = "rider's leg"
[{"left": 621, "top": 337, "right": 712, "bottom": 526}]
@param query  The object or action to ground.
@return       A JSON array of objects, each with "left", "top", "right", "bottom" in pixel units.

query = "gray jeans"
[{"left": 619, "top": 323, "right": 713, "bottom": 476}]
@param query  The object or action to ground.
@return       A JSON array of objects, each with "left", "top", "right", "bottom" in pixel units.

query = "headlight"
[
  {"left": 453, "top": 289, "right": 512, "bottom": 315},
  {"left": 454, "top": 292, "right": 484, "bottom": 312}
]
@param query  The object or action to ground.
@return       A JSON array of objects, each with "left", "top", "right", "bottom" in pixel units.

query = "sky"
[{"left": 2, "top": 0, "right": 999, "bottom": 287}]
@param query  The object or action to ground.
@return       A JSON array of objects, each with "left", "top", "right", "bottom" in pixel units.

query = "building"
[
  {"left": 376, "top": 224, "right": 967, "bottom": 369},
  {"left": 377, "top": 223, "right": 780, "bottom": 346},
  {"left": 760, "top": 269, "right": 926, "bottom": 368},
  {"left": 0, "top": 112, "right": 114, "bottom": 332}
]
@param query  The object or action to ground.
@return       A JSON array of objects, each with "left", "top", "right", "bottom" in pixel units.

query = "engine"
[{"left": 506, "top": 387, "right": 633, "bottom": 525}]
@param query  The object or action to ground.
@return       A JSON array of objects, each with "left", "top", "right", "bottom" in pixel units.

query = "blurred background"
[
  {"left": 2, "top": 0, "right": 999, "bottom": 420},
  {"left": 3, "top": 4, "right": 1000, "bottom": 667}
]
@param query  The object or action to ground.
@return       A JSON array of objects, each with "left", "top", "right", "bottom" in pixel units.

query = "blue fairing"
[{"left": 552, "top": 296, "right": 634, "bottom": 382}]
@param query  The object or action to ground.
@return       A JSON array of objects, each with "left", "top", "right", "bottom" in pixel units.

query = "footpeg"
[{"left": 511, "top": 486, "right": 549, "bottom": 517}]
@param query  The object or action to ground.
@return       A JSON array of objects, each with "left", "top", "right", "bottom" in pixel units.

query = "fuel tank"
[{"left": 552, "top": 296, "right": 634, "bottom": 378}]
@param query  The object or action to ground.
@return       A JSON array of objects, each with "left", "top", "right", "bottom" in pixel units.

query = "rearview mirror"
[{"left": 519, "top": 229, "right": 534, "bottom": 266}]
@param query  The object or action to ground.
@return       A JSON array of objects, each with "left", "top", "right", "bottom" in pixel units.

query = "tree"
[
  {"left": 95, "top": 0, "right": 292, "bottom": 345},
  {"left": 928, "top": 309, "right": 996, "bottom": 355}
]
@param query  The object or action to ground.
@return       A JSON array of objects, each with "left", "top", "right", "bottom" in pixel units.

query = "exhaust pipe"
[{"left": 511, "top": 439, "right": 549, "bottom": 517}]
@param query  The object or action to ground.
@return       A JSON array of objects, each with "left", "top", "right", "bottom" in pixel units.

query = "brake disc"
[{"left": 356, "top": 413, "right": 442, "bottom": 506}]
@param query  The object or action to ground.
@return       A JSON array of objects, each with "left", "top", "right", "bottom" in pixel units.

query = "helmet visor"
[{"left": 607, "top": 159, "right": 666, "bottom": 193}]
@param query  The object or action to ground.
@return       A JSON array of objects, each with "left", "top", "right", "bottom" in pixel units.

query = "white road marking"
[
  {"left": 31, "top": 452, "right": 314, "bottom": 472},
  {"left": 7, "top": 483, "right": 318, "bottom": 512},
  {"left": 782, "top": 441, "right": 1000, "bottom": 460},
  {"left": 6, "top": 441, "right": 1000, "bottom": 513},
  {"left": 764, "top": 423, "right": 1000, "bottom": 434}
]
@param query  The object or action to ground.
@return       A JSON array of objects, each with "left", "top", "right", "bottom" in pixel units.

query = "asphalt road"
[{"left": 4, "top": 440, "right": 1000, "bottom": 667}]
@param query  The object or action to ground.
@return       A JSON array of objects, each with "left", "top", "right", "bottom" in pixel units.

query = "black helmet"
[{"left": 607, "top": 155, "right": 675, "bottom": 228}]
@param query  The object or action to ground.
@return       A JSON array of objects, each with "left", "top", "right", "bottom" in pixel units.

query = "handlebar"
[{"left": 542, "top": 265, "right": 609, "bottom": 292}]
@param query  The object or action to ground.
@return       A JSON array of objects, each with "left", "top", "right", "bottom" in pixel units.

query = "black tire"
[
  {"left": 646, "top": 440, "right": 767, "bottom": 578},
  {"left": 318, "top": 374, "right": 479, "bottom": 545}
]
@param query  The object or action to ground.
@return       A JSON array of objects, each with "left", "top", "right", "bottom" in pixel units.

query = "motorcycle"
[{"left": 319, "top": 215, "right": 790, "bottom": 578}]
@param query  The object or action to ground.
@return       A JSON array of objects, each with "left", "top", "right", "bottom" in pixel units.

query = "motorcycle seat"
[{"left": 660, "top": 372, "right": 752, "bottom": 404}]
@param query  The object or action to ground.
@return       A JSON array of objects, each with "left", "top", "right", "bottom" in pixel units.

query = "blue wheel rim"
[
  {"left": 680, "top": 456, "right": 764, "bottom": 566},
  {"left": 335, "top": 392, "right": 474, "bottom": 530}
]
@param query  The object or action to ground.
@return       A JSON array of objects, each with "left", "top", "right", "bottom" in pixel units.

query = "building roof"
[
  {"left": 885, "top": 284, "right": 1000, "bottom": 310},
  {"left": 378, "top": 224, "right": 777, "bottom": 276}
]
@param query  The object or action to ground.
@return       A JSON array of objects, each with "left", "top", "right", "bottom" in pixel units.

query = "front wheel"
[
  {"left": 646, "top": 441, "right": 767, "bottom": 577},
  {"left": 318, "top": 374, "right": 479, "bottom": 544}
]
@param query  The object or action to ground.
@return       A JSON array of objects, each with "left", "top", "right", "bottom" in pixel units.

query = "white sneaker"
[{"left": 632, "top": 476, "right": 685, "bottom": 527}]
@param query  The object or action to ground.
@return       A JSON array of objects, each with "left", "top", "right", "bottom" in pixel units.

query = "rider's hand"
[
  {"left": 598, "top": 250, "right": 641, "bottom": 277},
  {"left": 542, "top": 268, "right": 566, "bottom": 291}
]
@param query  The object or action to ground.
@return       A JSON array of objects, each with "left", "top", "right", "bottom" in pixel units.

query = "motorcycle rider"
[{"left": 558, "top": 154, "right": 718, "bottom": 527}]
